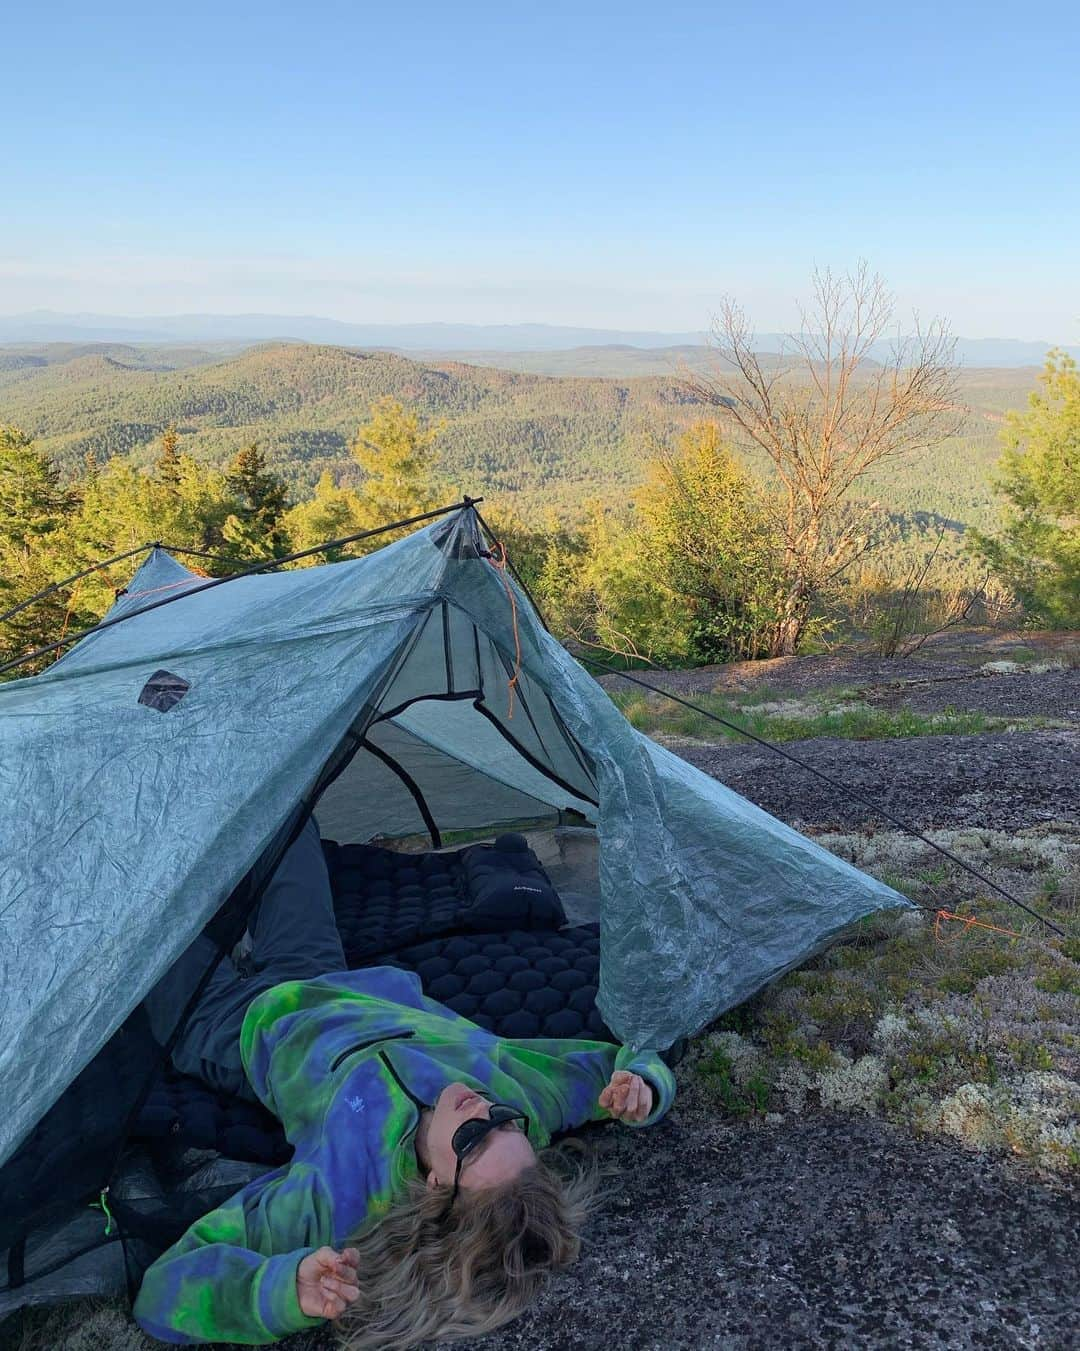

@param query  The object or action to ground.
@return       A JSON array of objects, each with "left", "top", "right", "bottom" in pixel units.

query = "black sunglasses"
[{"left": 449, "top": 1103, "right": 529, "bottom": 1203}]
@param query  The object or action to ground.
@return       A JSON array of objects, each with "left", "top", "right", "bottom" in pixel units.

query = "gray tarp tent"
[{"left": 0, "top": 505, "right": 908, "bottom": 1177}]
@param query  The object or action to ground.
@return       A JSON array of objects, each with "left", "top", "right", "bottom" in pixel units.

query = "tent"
[{"left": 0, "top": 504, "right": 908, "bottom": 1306}]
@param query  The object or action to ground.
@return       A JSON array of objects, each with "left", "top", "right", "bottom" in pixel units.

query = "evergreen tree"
[
  {"left": 0, "top": 424, "right": 75, "bottom": 548},
  {"left": 0, "top": 426, "right": 82, "bottom": 671},
  {"left": 280, "top": 471, "right": 363, "bottom": 566},
  {"left": 536, "top": 500, "right": 683, "bottom": 664},
  {"left": 350, "top": 397, "right": 445, "bottom": 548},
  {"left": 533, "top": 423, "right": 789, "bottom": 664},
  {"left": 969, "top": 351, "right": 1080, "bottom": 625},
  {"left": 224, "top": 441, "right": 288, "bottom": 520},
  {"left": 221, "top": 442, "right": 291, "bottom": 561},
  {"left": 632, "top": 422, "right": 787, "bottom": 661},
  {"left": 57, "top": 454, "right": 236, "bottom": 621},
  {"left": 155, "top": 424, "right": 183, "bottom": 489}
]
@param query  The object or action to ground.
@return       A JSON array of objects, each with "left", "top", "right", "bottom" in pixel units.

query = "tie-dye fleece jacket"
[{"left": 133, "top": 965, "right": 676, "bottom": 1345}]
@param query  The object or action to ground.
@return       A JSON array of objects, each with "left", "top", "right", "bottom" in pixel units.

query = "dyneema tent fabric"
[{"left": 0, "top": 505, "right": 909, "bottom": 1295}]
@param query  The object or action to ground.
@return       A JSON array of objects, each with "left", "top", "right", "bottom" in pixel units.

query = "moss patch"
[{"left": 691, "top": 829, "right": 1080, "bottom": 1177}]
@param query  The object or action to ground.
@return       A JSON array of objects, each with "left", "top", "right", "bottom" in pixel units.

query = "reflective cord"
[{"left": 90, "top": 1186, "right": 116, "bottom": 1236}]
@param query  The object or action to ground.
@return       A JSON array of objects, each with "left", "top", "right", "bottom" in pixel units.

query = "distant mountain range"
[{"left": 1, "top": 311, "right": 1077, "bottom": 368}]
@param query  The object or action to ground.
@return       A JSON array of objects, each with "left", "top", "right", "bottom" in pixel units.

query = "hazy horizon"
[{"left": 1, "top": 310, "right": 1078, "bottom": 367}]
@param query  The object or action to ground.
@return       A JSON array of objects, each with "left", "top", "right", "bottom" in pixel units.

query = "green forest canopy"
[
  {"left": 4, "top": 341, "right": 1074, "bottom": 676},
  {"left": 0, "top": 340, "right": 1038, "bottom": 559}
]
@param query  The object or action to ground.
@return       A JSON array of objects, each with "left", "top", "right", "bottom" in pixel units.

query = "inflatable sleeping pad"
[{"left": 135, "top": 835, "right": 607, "bottom": 1164}]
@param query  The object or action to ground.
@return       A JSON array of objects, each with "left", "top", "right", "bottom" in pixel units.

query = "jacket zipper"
[
  {"left": 331, "top": 1030, "right": 415, "bottom": 1072},
  {"left": 379, "top": 1047, "right": 430, "bottom": 1111}
]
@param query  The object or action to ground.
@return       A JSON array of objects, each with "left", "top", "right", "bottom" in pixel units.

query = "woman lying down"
[{"left": 135, "top": 817, "right": 675, "bottom": 1347}]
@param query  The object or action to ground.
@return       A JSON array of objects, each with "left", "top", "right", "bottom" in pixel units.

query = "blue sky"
[{"left": 3, "top": 0, "right": 1079, "bottom": 339}]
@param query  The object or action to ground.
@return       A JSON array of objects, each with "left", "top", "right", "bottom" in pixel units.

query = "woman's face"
[{"left": 423, "top": 1082, "right": 536, "bottom": 1192}]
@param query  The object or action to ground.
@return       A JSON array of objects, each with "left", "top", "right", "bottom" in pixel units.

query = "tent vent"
[{"left": 137, "top": 670, "right": 190, "bottom": 713}]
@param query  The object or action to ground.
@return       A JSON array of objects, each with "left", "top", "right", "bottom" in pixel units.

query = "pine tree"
[
  {"left": 281, "top": 471, "right": 362, "bottom": 566},
  {"left": 221, "top": 442, "right": 291, "bottom": 561},
  {"left": 0, "top": 425, "right": 75, "bottom": 548},
  {"left": 224, "top": 442, "right": 288, "bottom": 520},
  {"left": 632, "top": 422, "right": 787, "bottom": 661},
  {"left": 0, "top": 426, "right": 81, "bottom": 671},
  {"left": 156, "top": 424, "right": 182, "bottom": 489},
  {"left": 969, "top": 351, "right": 1080, "bottom": 625},
  {"left": 349, "top": 398, "right": 445, "bottom": 549}
]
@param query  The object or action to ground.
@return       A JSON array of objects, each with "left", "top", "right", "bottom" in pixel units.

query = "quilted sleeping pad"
[{"left": 134, "top": 838, "right": 607, "bottom": 1165}]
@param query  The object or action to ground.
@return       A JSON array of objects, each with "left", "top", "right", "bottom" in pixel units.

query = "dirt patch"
[
  {"left": 599, "top": 653, "right": 975, "bottom": 698},
  {"left": 669, "top": 730, "right": 1079, "bottom": 833},
  {"left": 918, "top": 628, "right": 1080, "bottom": 663},
  {"left": 862, "top": 671, "right": 1079, "bottom": 722}
]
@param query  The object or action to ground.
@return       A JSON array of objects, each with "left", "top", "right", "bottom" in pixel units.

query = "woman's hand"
[
  {"left": 296, "top": 1246, "right": 360, "bottom": 1319},
  {"left": 599, "top": 1070, "right": 653, "bottom": 1123}
]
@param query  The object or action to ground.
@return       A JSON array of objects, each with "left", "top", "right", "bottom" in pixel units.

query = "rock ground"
[
  {"left": 667, "top": 730, "right": 1079, "bottom": 834},
  {"left": 429, "top": 1102, "right": 1080, "bottom": 1351},
  {"left": 601, "top": 638, "right": 1080, "bottom": 725}
]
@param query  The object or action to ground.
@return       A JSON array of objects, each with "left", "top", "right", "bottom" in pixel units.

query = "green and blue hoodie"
[{"left": 133, "top": 965, "right": 676, "bottom": 1345}]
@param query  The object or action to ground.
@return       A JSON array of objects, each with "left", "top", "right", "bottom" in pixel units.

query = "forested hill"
[
  {"left": 0, "top": 339, "right": 1037, "bottom": 530},
  {"left": 0, "top": 341, "right": 703, "bottom": 516}
]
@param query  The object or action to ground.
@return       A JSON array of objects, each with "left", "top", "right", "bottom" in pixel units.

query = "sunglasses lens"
[
  {"left": 452, "top": 1119, "right": 486, "bottom": 1156},
  {"left": 451, "top": 1105, "right": 525, "bottom": 1159}
]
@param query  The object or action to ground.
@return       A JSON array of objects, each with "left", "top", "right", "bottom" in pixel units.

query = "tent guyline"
[
  {"left": 587, "top": 663, "right": 1064, "bottom": 939},
  {"left": 0, "top": 537, "right": 312, "bottom": 632},
  {"left": 0, "top": 543, "right": 153, "bottom": 627},
  {"left": 462, "top": 516, "right": 1061, "bottom": 941},
  {"left": 0, "top": 498, "right": 483, "bottom": 677}
]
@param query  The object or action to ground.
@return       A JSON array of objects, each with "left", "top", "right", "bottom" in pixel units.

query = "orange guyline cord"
[
  {"left": 932, "top": 909, "right": 1024, "bottom": 942},
  {"left": 484, "top": 538, "right": 522, "bottom": 720}
]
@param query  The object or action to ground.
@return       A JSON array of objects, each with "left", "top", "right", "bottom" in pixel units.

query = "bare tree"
[{"left": 684, "top": 264, "right": 960, "bottom": 654}]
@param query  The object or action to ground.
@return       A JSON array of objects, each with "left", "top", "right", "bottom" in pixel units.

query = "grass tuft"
[{"left": 607, "top": 687, "right": 1055, "bottom": 744}]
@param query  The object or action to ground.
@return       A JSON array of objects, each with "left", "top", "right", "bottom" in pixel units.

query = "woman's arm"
[
  {"left": 133, "top": 1161, "right": 336, "bottom": 1345},
  {"left": 496, "top": 1037, "right": 676, "bottom": 1142}
]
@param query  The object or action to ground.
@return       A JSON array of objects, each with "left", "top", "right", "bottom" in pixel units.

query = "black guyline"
[
  {"left": 589, "top": 661, "right": 1064, "bottom": 939},
  {"left": 0, "top": 499, "right": 481, "bottom": 678},
  {"left": 0, "top": 543, "right": 153, "bottom": 626},
  {"left": 152, "top": 542, "right": 248, "bottom": 563},
  {"left": 459, "top": 514, "right": 1062, "bottom": 938},
  {"left": 0, "top": 540, "right": 248, "bottom": 630}
]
